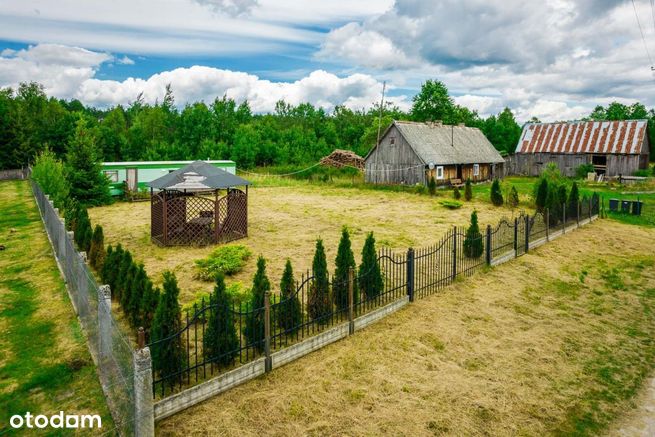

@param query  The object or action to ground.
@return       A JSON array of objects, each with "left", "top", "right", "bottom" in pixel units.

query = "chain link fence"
[{"left": 31, "top": 181, "right": 136, "bottom": 436}]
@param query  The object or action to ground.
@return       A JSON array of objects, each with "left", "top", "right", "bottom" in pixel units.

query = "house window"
[
  {"left": 390, "top": 137, "right": 395, "bottom": 145},
  {"left": 436, "top": 166, "right": 444, "bottom": 180},
  {"left": 473, "top": 164, "right": 480, "bottom": 177},
  {"left": 103, "top": 170, "right": 118, "bottom": 183}
]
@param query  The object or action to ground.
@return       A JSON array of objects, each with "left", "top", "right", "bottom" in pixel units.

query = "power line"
[{"left": 632, "top": 0, "right": 655, "bottom": 69}]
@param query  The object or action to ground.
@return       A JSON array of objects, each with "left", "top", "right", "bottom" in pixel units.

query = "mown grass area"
[
  {"left": 0, "top": 180, "right": 113, "bottom": 435},
  {"left": 157, "top": 220, "right": 655, "bottom": 436}
]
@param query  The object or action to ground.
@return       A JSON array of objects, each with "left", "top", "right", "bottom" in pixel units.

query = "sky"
[{"left": 1, "top": 0, "right": 655, "bottom": 122}]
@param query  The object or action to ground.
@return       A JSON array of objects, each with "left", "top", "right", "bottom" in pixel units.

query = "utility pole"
[{"left": 374, "top": 81, "right": 386, "bottom": 184}]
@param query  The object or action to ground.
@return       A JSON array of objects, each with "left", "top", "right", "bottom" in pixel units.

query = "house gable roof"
[
  {"left": 148, "top": 160, "right": 251, "bottom": 190},
  {"left": 366, "top": 121, "right": 505, "bottom": 165},
  {"left": 516, "top": 120, "right": 649, "bottom": 155}
]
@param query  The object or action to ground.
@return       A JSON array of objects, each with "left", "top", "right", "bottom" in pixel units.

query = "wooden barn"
[
  {"left": 512, "top": 120, "right": 651, "bottom": 177},
  {"left": 364, "top": 120, "right": 505, "bottom": 185}
]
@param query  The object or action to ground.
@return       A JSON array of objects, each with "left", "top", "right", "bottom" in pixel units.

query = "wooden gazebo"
[{"left": 148, "top": 161, "right": 251, "bottom": 246}]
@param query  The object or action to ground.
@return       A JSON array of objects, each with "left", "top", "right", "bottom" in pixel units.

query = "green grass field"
[{"left": 0, "top": 180, "right": 113, "bottom": 435}]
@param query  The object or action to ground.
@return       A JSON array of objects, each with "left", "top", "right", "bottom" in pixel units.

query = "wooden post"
[
  {"left": 562, "top": 203, "right": 566, "bottom": 234},
  {"left": 452, "top": 227, "right": 457, "bottom": 279},
  {"left": 162, "top": 191, "right": 168, "bottom": 245},
  {"left": 485, "top": 224, "right": 492, "bottom": 266},
  {"left": 513, "top": 217, "right": 518, "bottom": 257},
  {"left": 577, "top": 200, "right": 581, "bottom": 227},
  {"left": 348, "top": 267, "right": 355, "bottom": 335},
  {"left": 406, "top": 248, "right": 415, "bottom": 302},
  {"left": 264, "top": 291, "right": 271, "bottom": 372},
  {"left": 546, "top": 208, "right": 550, "bottom": 241},
  {"left": 524, "top": 215, "right": 530, "bottom": 254}
]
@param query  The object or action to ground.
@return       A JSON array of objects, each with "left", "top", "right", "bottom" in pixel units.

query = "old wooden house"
[
  {"left": 364, "top": 120, "right": 505, "bottom": 185},
  {"left": 512, "top": 120, "right": 651, "bottom": 177}
]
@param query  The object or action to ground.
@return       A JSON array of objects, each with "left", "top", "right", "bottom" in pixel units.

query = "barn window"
[
  {"left": 473, "top": 164, "right": 480, "bottom": 176},
  {"left": 103, "top": 170, "right": 118, "bottom": 183},
  {"left": 390, "top": 137, "right": 396, "bottom": 145},
  {"left": 436, "top": 166, "right": 444, "bottom": 180}
]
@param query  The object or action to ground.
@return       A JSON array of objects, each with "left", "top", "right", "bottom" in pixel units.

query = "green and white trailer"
[{"left": 101, "top": 160, "right": 237, "bottom": 196}]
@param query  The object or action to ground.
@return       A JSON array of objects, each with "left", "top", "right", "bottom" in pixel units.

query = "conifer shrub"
[
  {"left": 101, "top": 245, "right": 114, "bottom": 284},
  {"left": 359, "top": 232, "right": 383, "bottom": 300},
  {"left": 88, "top": 224, "right": 105, "bottom": 270},
  {"left": 463, "top": 211, "right": 484, "bottom": 258},
  {"left": 464, "top": 178, "right": 473, "bottom": 201},
  {"left": 150, "top": 271, "right": 185, "bottom": 383},
  {"left": 114, "top": 249, "right": 133, "bottom": 303},
  {"left": 141, "top": 282, "right": 160, "bottom": 335},
  {"left": 308, "top": 239, "right": 331, "bottom": 323},
  {"left": 453, "top": 186, "right": 461, "bottom": 200},
  {"left": 546, "top": 187, "right": 560, "bottom": 226},
  {"left": 568, "top": 182, "right": 580, "bottom": 219},
  {"left": 278, "top": 259, "right": 302, "bottom": 333},
  {"left": 427, "top": 176, "right": 437, "bottom": 196},
  {"left": 535, "top": 178, "right": 549, "bottom": 212},
  {"left": 333, "top": 227, "right": 357, "bottom": 310},
  {"left": 204, "top": 272, "right": 239, "bottom": 366},
  {"left": 103, "top": 244, "right": 123, "bottom": 293},
  {"left": 508, "top": 186, "right": 520, "bottom": 208},
  {"left": 127, "top": 264, "right": 147, "bottom": 327},
  {"left": 490, "top": 179, "right": 504, "bottom": 206},
  {"left": 558, "top": 184, "right": 568, "bottom": 220},
  {"left": 244, "top": 256, "right": 270, "bottom": 351},
  {"left": 121, "top": 262, "right": 138, "bottom": 316}
]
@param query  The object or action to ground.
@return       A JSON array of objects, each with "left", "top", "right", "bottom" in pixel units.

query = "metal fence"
[
  {"left": 147, "top": 195, "right": 600, "bottom": 399},
  {"left": 31, "top": 182, "right": 136, "bottom": 436}
]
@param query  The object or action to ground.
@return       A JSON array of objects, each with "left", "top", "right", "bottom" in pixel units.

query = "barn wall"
[
  {"left": 606, "top": 155, "right": 643, "bottom": 176},
  {"left": 365, "top": 125, "right": 425, "bottom": 185},
  {"left": 512, "top": 153, "right": 589, "bottom": 177}
]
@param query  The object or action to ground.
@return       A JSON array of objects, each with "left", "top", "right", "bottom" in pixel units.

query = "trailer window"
[{"left": 103, "top": 170, "right": 118, "bottom": 183}]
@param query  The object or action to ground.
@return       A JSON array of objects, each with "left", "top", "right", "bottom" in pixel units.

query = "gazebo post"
[
  {"left": 245, "top": 185, "right": 249, "bottom": 237},
  {"left": 162, "top": 190, "right": 168, "bottom": 246},
  {"left": 214, "top": 189, "right": 219, "bottom": 244}
]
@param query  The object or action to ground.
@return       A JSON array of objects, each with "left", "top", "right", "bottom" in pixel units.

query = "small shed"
[
  {"left": 364, "top": 121, "right": 505, "bottom": 185},
  {"left": 148, "top": 161, "right": 251, "bottom": 246},
  {"left": 512, "top": 120, "right": 651, "bottom": 177}
]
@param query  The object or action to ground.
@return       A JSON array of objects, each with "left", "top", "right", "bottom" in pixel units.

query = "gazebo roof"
[{"left": 148, "top": 160, "right": 251, "bottom": 190}]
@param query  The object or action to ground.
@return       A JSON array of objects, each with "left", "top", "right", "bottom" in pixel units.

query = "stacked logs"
[{"left": 319, "top": 149, "right": 364, "bottom": 170}]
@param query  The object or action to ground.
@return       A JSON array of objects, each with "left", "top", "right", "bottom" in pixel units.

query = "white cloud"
[
  {"left": 117, "top": 55, "right": 134, "bottom": 65},
  {"left": 0, "top": 44, "right": 408, "bottom": 112},
  {"left": 192, "top": 0, "right": 258, "bottom": 16}
]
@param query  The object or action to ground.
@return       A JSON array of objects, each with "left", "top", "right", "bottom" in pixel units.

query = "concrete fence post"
[
  {"left": 577, "top": 201, "right": 581, "bottom": 227},
  {"left": 546, "top": 208, "right": 550, "bottom": 241},
  {"left": 485, "top": 224, "right": 492, "bottom": 266},
  {"left": 348, "top": 267, "right": 355, "bottom": 335},
  {"left": 133, "top": 341, "right": 154, "bottom": 437},
  {"left": 562, "top": 203, "right": 566, "bottom": 234},
  {"left": 98, "top": 285, "right": 112, "bottom": 360},
  {"left": 264, "top": 292, "right": 272, "bottom": 372}
]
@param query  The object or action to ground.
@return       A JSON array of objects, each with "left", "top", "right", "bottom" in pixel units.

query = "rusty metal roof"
[{"left": 516, "top": 120, "right": 649, "bottom": 155}]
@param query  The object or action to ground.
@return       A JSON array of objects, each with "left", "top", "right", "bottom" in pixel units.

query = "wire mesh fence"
[{"left": 31, "top": 182, "right": 136, "bottom": 436}]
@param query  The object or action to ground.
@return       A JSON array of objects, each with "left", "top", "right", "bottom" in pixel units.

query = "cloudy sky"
[{"left": 1, "top": 0, "right": 654, "bottom": 121}]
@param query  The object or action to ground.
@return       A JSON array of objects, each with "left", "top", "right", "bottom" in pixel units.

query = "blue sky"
[{"left": 1, "top": 0, "right": 654, "bottom": 121}]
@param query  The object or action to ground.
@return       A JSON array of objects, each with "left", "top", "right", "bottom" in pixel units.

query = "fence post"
[
  {"left": 485, "top": 224, "right": 492, "bottom": 266},
  {"left": 452, "top": 227, "right": 457, "bottom": 279},
  {"left": 513, "top": 218, "right": 518, "bottom": 257},
  {"left": 98, "top": 285, "right": 112, "bottom": 360},
  {"left": 524, "top": 215, "right": 530, "bottom": 253},
  {"left": 577, "top": 200, "right": 581, "bottom": 227},
  {"left": 348, "top": 267, "right": 355, "bottom": 334},
  {"left": 563, "top": 203, "right": 567, "bottom": 234},
  {"left": 406, "top": 248, "right": 415, "bottom": 302},
  {"left": 133, "top": 331, "right": 154, "bottom": 437},
  {"left": 264, "top": 291, "right": 272, "bottom": 372},
  {"left": 545, "top": 208, "right": 550, "bottom": 241}
]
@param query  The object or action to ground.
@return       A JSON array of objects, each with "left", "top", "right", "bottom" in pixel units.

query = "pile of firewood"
[{"left": 319, "top": 149, "right": 364, "bottom": 170}]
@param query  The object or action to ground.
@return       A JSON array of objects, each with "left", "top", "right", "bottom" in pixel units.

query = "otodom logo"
[{"left": 9, "top": 411, "right": 102, "bottom": 430}]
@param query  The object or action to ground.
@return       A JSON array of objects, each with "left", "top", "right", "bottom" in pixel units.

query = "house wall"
[
  {"left": 365, "top": 125, "right": 425, "bottom": 185},
  {"left": 425, "top": 163, "right": 493, "bottom": 185}
]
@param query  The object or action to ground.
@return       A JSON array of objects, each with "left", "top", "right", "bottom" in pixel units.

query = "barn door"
[{"left": 126, "top": 168, "right": 138, "bottom": 192}]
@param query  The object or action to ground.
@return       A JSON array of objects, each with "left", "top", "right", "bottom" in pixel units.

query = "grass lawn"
[
  {"left": 0, "top": 180, "right": 113, "bottom": 434},
  {"left": 157, "top": 219, "right": 655, "bottom": 436},
  {"left": 89, "top": 176, "right": 531, "bottom": 305}
]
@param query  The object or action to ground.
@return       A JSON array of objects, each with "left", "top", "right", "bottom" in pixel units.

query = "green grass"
[{"left": 0, "top": 180, "right": 113, "bottom": 435}]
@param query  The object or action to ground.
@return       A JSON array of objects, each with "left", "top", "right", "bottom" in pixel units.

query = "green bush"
[
  {"left": 490, "top": 179, "right": 504, "bottom": 206},
  {"left": 633, "top": 169, "right": 651, "bottom": 177},
  {"left": 194, "top": 245, "right": 252, "bottom": 281},
  {"left": 575, "top": 163, "right": 595, "bottom": 179},
  {"left": 453, "top": 186, "right": 461, "bottom": 200},
  {"left": 568, "top": 182, "right": 580, "bottom": 218},
  {"left": 359, "top": 232, "right": 383, "bottom": 300},
  {"left": 508, "top": 186, "right": 519, "bottom": 208},
  {"left": 278, "top": 259, "right": 302, "bottom": 334},
  {"left": 440, "top": 199, "right": 463, "bottom": 209},
  {"left": 204, "top": 272, "right": 239, "bottom": 367},
  {"left": 463, "top": 211, "right": 484, "bottom": 259},
  {"left": 535, "top": 178, "right": 549, "bottom": 212},
  {"left": 31, "top": 147, "right": 69, "bottom": 210},
  {"left": 244, "top": 256, "right": 270, "bottom": 351},
  {"left": 150, "top": 272, "right": 185, "bottom": 383},
  {"left": 427, "top": 176, "right": 437, "bottom": 196},
  {"left": 333, "top": 227, "right": 357, "bottom": 310},
  {"left": 464, "top": 178, "right": 472, "bottom": 201},
  {"left": 88, "top": 224, "right": 105, "bottom": 271},
  {"left": 308, "top": 239, "right": 331, "bottom": 322}
]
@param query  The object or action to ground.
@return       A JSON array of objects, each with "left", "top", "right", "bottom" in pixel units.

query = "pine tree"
[
  {"left": 453, "top": 186, "right": 461, "bottom": 200},
  {"left": 150, "top": 271, "right": 184, "bottom": 384},
  {"left": 333, "top": 227, "right": 358, "bottom": 310},
  {"left": 359, "top": 232, "right": 383, "bottom": 299},
  {"left": 464, "top": 178, "right": 473, "bottom": 201},
  {"left": 308, "top": 239, "right": 331, "bottom": 323},
  {"left": 508, "top": 186, "right": 520, "bottom": 208},
  {"left": 463, "top": 211, "right": 484, "bottom": 258},
  {"left": 546, "top": 186, "right": 560, "bottom": 226},
  {"left": 101, "top": 245, "right": 114, "bottom": 284},
  {"left": 204, "top": 272, "right": 239, "bottom": 366},
  {"left": 128, "top": 264, "right": 147, "bottom": 326},
  {"left": 244, "top": 256, "right": 270, "bottom": 351},
  {"left": 535, "top": 178, "right": 549, "bottom": 212},
  {"left": 427, "top": 176, "right": 437, "bottom": 196},
  {"left": 88, "top": 224, "right": 105, "bottom": 270},
  {"left": 568, "top": 182, "right": 580, "bottom": 219},
  {"left": 558, "top": 184, "right": 568, "bottom": 220},
  {"left": 490, "top": 179, "right": 504, "bottom": 206},
  {"left": 141, "top": 282, "right": 160, "bottom": 334},
  {"left": 74, "top": 207, "right": 91, "bottom": 251},
  {"left": 114, "top": 249, "right": 133, "bottom": 303},
  {"left": 64, "top": 199, "right": 79, "bottom": 232},
  {"left": 103, "top": 244, "right": 123, "bottom": 293},
  {"left": 278, "top": 259, "right": 301, "bottom": 333},
  {"left": 66, "top": 118, "right": 111, "bottom": 206},
  {"left": 121, "top": 262, "right": 138, "bottom": 319}
]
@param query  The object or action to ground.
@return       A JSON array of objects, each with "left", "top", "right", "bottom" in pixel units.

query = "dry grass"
[
  {"left": 157, "top": 220, "right": 655, "bottom": 436},
  {"left": 89, "top": 183, "right": 524, "bottom": 304}
]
